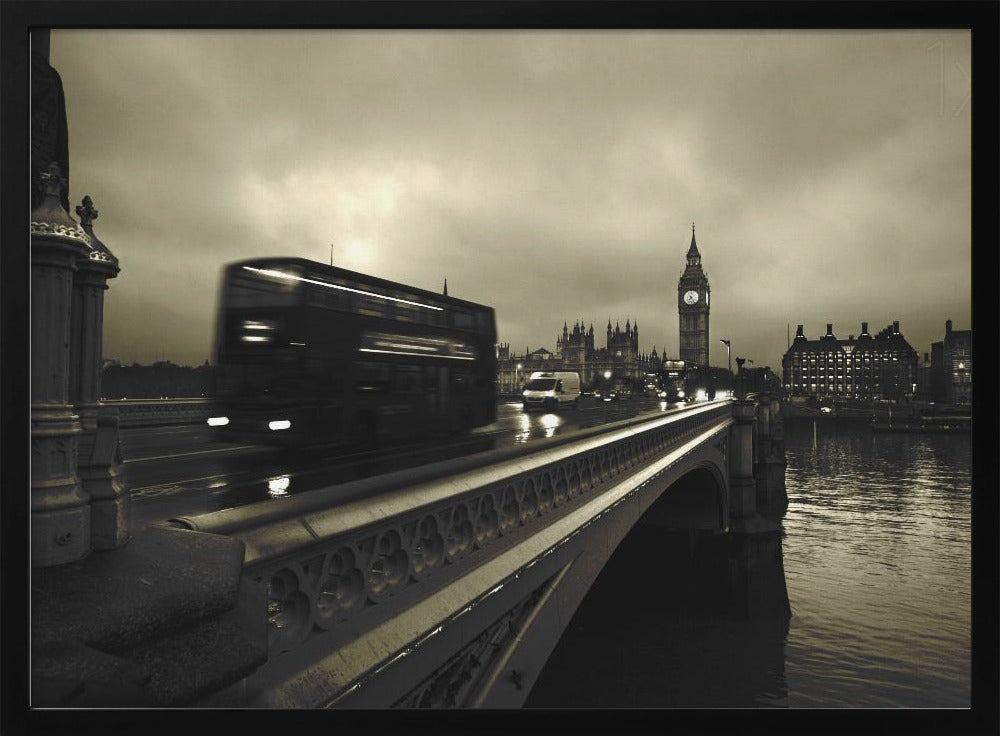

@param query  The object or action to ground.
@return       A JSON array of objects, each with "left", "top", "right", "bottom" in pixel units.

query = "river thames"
[{"left": 526, "top": 416, "right": 972, "bottom": 708}]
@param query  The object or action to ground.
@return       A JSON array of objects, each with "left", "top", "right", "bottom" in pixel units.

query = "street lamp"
[
  {"left": 719, "top": 338, "right": 731, "bottom": 375},
  {"left": 720, "top": 339, "right": 731, "bottom": 397}
]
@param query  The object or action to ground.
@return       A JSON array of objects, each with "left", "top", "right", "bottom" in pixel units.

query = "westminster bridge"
[{"left": 32, "top": 389, "right": 788, "bottom": 708}]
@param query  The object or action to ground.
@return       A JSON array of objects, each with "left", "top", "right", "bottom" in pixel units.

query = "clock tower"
[{"left": 678, "top": 223, "right": 710, "bottom": 367}]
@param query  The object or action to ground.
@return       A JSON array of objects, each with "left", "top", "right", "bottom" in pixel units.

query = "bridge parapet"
[
  {"left": 106, "top": 398, "right": 215, "bottom": 428},
  {"left": 171, "top": 399, "right": 735, "bottom": 706}
]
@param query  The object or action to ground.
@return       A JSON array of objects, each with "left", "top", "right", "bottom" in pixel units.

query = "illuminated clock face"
[{"left": 683, "top": 290, "right": 699, "bottom": 305}]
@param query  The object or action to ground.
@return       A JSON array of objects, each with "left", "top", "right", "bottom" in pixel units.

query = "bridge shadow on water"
[{"left": 525, "top": 515, "right": 791, "bottom": 708}]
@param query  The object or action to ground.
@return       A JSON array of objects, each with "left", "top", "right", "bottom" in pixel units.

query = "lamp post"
[{"left": 720, "top": 338, "right": 731, "bottom": 395}]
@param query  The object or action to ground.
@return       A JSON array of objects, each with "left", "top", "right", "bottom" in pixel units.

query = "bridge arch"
[
  {"left": 640, "top": 462, "right": 729, "bottom": 533},
  {"left": 524, "top": 453, "right": 733, "bottom": 706}
]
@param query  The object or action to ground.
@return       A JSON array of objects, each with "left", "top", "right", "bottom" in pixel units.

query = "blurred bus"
[{"left": 208, "top": 257, "right": 497, "bottom": 447}]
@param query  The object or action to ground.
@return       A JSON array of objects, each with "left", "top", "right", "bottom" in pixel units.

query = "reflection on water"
[
  {"left": 781, "top": 419, "right": 971, "bottom": 708},
  {"left": 526, "top": 417, "right": 971, "bottom": 708}
]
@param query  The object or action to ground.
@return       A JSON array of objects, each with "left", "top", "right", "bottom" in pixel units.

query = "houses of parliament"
[{"left": 496, "top": 225, "right": 712, "bottom": 393}]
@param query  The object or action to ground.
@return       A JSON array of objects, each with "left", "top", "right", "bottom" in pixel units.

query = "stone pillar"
[
  {"left": 756, "top": 394, "right": 771, "bottom": 453},
  {"left": 765, "top": 393, "right": 788, "bottom": 516},
  {"left": 32, "top": 163, "right": 93, "bottom": 566},
  {"left": 726, "top": 398, "right": 790, "bottom": 620},
  {"left": 769, "top": 395, "right": 784, "bottom": 457},
  {"left": 728, "top": 400, "right": 757, "bottom": 523},
  {"left": 754, "top": 395, "right": 771, "bottom": 509},
  {"left": 70, "top": 196, "right": 129, "bottom": 550}
]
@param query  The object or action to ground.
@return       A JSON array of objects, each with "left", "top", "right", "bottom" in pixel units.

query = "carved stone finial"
[{"left": 76, "top": 195, "right": 98, "bottom": 227}]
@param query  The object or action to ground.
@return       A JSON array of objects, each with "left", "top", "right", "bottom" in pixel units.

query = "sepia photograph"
[{"left": 5, "top": 0, "right": 996, "bottom": 728}]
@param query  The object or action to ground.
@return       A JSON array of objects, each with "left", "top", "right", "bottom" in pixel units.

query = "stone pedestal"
[
  {"left": 31, "top": 164, "right": 93, "bottom": 567},
  {"left": 70, "top": 196, "right": 128, "bottom": 550}
]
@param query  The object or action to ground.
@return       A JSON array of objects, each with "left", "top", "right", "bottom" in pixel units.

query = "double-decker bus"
[
  {"left": 659, "top": 359, "right": 688, "bottom": 402},
  {"left": 208, "top": 257, "right": 497, "bottom": 447}
]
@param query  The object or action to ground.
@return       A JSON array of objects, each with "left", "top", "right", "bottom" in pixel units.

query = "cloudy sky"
[{"left": 49, "top": 29, "right": 971, "bottom": 370}]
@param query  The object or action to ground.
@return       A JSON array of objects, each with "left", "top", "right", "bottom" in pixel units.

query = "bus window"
[
  {"left": 393, "top": 365, "right": 423, "bottom": 394},
  {"left": 393, "top": 298, "right": 419, "bottom": 323},
  {"left": 355, "top": 361, "right": 391, "bottom": 394},
  {"left": 228, "top": 269, "right": 301, "bottom": 308},
  {"left": 424, "top": 366, "right": 439, "bottom": 392},
  {"left": 356, "top": 294, "right": 388, "bottom": 318},
  {"left": 452, "top": 309, "right": 475, "bottom": 330},
  {"left": 225, "top": 317, "right": 287, "bottom": 350}
]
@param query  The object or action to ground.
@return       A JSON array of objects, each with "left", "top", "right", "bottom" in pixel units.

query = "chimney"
[
  {"left": 849, "top": 334, "right": 854, "bottom": 341},
  {"left": 826, "top": 323, "right": 833, "bottom": 337},
  {"left": 946, "top": 319, "right": 952, "bottom": 334},
  {"left": 861, "top": 321, "right": 869, "bottom": 335},
  {"left": 795, "top": 324, "right": 805, "bottom": 339},
  {"left": 893, "top": 320, "right": 899, "bottom": 333}
]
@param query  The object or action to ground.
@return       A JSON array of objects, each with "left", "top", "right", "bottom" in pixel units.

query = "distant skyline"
[{"left": 48, "top": 30, "right": 971, "bottom": 369}]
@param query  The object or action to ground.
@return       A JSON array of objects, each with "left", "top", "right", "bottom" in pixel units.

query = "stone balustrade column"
[
  {"left": 755, "top": 394, "right": 771, "bottom": 462},
  {"left": 31, "top": 163, "right": 93, "bottom": 566},
  {"left": 70, "top": 196, "right": 128, "bottom": 550},
  {"left": 769, "top": 395, "right": 784, "bottom": 456},
  {"left": 728, "top": 400, "right": 758, "bottom": 523}
]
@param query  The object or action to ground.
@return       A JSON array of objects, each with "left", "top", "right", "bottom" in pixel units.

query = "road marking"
[
  {"left": 123, "top": 444, "right": 259, "bottom": 464},
  {"left": 131, "top": 472, "right": 236, "bottom": 497}
]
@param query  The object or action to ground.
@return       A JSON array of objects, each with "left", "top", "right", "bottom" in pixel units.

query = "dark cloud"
[{"left": 51, "top": 30, "right": 971, "bottom": 369}]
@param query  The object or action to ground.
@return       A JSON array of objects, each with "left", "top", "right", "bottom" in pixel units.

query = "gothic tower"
[{"left": 678, "top": 223, "right": 711, "bottom": 367}]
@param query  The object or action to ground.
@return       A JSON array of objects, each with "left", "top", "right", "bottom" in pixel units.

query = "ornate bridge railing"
[
  {"left": 170, "top": 399, "right": 733, "bottom": 706},
  {"left": 101, "top": 398, "right": 214, "bottom": 427}
]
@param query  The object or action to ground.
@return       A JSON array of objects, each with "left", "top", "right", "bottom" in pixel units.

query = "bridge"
[
  {"left": 32, "top": 384, "right": 787, "bottom": 707},
  {"left": 163, "top": 395, "right": 785, "bottom": 707}
]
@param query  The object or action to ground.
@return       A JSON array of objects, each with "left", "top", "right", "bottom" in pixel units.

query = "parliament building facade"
[{"left": 496, "top": 225, "right": 713, "bottom": 394}]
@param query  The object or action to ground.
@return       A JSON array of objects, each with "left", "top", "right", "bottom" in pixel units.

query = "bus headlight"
[
  {"left": 269, "top": 420, "right": 291, "bottom": 431},
  {"left": 207, "top": 416, "right": 229, "bottom": 426}
]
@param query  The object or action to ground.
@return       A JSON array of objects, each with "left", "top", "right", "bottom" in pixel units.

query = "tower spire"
[{"left": 687, "top": 221, "right": 700, "bottom": 258}]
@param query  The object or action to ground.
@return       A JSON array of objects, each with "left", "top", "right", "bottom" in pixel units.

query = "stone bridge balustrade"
[{"left": 107, "top": 398, "right": 215, "bottom": 428}]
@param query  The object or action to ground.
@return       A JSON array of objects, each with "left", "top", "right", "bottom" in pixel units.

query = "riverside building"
[{"left": 781, "top": 321, "right": 918, "bottom": 401}]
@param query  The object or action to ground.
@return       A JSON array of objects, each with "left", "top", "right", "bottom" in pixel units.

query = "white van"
[{"left": 522, "top": 371, "right": 582, "bottom": 411}]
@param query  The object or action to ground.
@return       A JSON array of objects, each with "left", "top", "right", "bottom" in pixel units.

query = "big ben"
[{"left": 678, "top": 223, "right": 710, "bottom": 367}]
